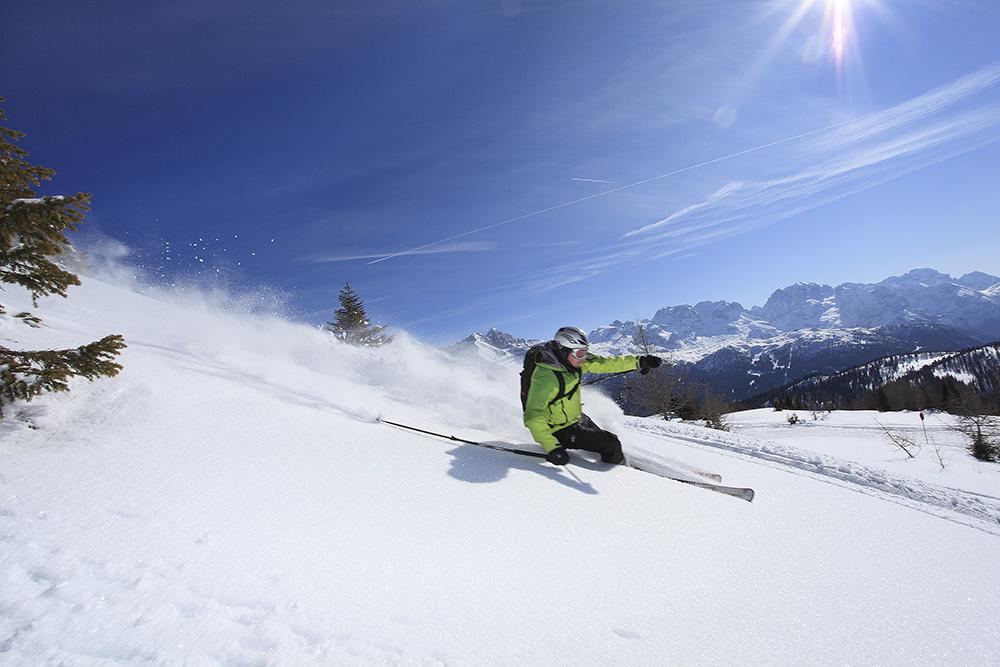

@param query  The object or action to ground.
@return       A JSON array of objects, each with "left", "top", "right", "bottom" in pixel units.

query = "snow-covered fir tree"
[
  {"left": 323, "top": 282, "right": 389, "bottom": 347},
  {"left": 0, "top": 97, "right": 125, "bottom": 418}
]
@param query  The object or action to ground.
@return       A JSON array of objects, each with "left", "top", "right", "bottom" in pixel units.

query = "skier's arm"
[
  {"left": 523, "top": 368, "right": 561, "bottom": 453},
  {"left": 581, "top": 354, "right": 640, "bottom": 374}
]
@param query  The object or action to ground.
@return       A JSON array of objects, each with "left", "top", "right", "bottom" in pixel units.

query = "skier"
[{"left": 522, "top": 326, "right": 662, "bottom": 466}]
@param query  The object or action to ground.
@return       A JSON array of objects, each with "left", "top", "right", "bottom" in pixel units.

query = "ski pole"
[
  {"left": 379, "top": 418, "right": 548, "bottom": 459},
  {"left": 583, "top": 368, "right": 639, "bottom": 386},
  {"left": 583, "top": 352, "right": 671, "bottom": 386}
]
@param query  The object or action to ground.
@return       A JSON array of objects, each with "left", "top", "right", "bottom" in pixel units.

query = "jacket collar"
[{"left": 536, "top": 340, "right": 578, "bottom": 373}]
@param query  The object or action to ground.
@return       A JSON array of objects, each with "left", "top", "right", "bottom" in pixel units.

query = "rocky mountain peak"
[
  {"left": 650, "top": 300, "right": 748, "bottom": 338},
  {"left": 879, "top": 268, "right": 954, "bottom": 289},
  {"left": 753, "top": 282, "right": 835, "bottom": 330},
  {"left": 476, "top": 327, "right": 526, "bottom": 349},
  {"left": 958, "top": 271, "right": 1000, "bottom": 291}
]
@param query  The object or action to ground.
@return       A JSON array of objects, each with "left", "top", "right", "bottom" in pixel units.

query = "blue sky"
[{"left": 3, "top": 1, "right": 999, "bottom": 344}]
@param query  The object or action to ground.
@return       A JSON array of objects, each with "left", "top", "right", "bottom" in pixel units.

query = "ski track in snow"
[{"left": 625, "top": 418, "right": 1000, "bottom": 535}]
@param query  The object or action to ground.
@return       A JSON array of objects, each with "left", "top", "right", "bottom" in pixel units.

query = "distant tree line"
[{"left": 768, "top": 375, "right": 999, "bottom": 415}]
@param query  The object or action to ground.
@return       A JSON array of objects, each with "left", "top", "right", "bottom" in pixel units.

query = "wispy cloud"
[
  {"left": 497, "top": 242, "right": 693, "bottom": 295},
  {"left": 802, "top": 62, "right": 1000, "bottom": 154},
  {"left": 517, "top": 240, "right": 583, "bottom": 249},
  {"left": 365, "top": 289, "right": 424, "bottom": 304},
  {"left": 491, "top": 62, "right": 1000, "bottom": 296},
  {"left": 304, "top": 240, "right": 495, "bottom": 264},
  {"left": 625, "top": 62, "right": 1000, "bottom": 241},
  {"left": 570, "top": 177, "right": 617, "bottom": 184}
]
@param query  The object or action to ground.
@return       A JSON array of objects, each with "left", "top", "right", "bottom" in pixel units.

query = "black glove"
[
  {"left": 639, "top": 355, "right": 663, "bottom": 375},
  {"left": 546, "top": 446, "right": 570, "bottom": 465}
]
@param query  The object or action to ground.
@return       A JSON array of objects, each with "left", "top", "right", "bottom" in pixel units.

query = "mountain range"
[{"left": 451, "top": 268, "right": 1000, "bottom": 402}]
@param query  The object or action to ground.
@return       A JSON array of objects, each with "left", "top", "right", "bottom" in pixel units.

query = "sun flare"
[
  {"left": 779, "top": 0, "right": 901, "bottom": 81},
  {"left": 831, "top": 0, "right": 849, "bottom": 69}
]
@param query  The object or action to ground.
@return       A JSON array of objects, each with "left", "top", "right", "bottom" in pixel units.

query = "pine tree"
[
  {"left": 324, "top": 282, "right": 389, "bottom": 347},
  {"left": 875, "top": 387, "right": 891, "bottom": 412},
  {"left": 0, "top": 97, "right": 126, "bottom": 418}
]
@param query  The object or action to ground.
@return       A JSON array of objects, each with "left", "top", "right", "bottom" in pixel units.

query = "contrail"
[{"left": 364, "top": 117, "right": 883, "bottom": 266}]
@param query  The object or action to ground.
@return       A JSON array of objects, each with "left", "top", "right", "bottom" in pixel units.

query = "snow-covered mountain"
[
  {"left": 752, "top": 269, "right": 1000, "bottom": 336},
  {"left": 679, "top": 322, "right": 983, "bottom": 399},
  {"left": 750, "top": 341, "right": 1000, "bottom": 411},
  {"left": 605, "top": 268, "right": 1000, "bottom": 355},
  {"left": 446, "top": 327, "right": 539, "bottom": 362},
  {"left": 458, "top": 269, "right": 999, "bottom": 400}
]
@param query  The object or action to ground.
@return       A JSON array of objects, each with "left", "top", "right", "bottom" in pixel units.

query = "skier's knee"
[{"left": 600, "top": 435, "right": 625, "bottom": 463}]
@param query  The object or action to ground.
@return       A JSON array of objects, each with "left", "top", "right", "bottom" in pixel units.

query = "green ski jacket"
[{"left": 523, "top": 345, "right": 639, "bottom": 452}]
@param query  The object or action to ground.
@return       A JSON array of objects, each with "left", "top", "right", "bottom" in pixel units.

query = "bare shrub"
[
  {"left": 626, "top": 368, "right": 692, "bottom": 419},
  {"left": 699, "top": 391, "right": 732, "bottom": 432},
  {"left": 875, "top": 418, "right": 919, "bottom": 459},
  {"left": 939, "top": 396, "right": 1000, "bottom": 463}
]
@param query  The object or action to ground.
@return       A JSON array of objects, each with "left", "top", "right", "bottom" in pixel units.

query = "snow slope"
[
  {"left": 627, "top": 415, "right": 1000, "bottom": 529},
  {"left": 721, "top": 408, "right": 1000, "bottom": 497},
  {"left": 2, "top": 273, "right": 999, "bottom": 665}
]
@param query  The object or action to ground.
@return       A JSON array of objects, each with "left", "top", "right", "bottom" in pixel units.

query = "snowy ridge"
[
  {"left": 882, "top": 352, "right": 955, "bottom": 378},
  {"left": 750, "top": 341, "right": 1000, "bottom": 408},
  {"left": 923, "top": 342, "right": 1000, "bottom": 392},
  {"left": 625, "top": 417, "right": 1000, "bottom": 533},
  {"left": 770, "top": 349, "right": 955, "bottom": 395},
  {"left": 446, "top": 327, "right": 539, "bottom": 363}
]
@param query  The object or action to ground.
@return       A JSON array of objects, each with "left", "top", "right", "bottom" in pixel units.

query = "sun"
[
  {"left": 790, "top": 0, "right": 861, "bottom": 72},
  {"left": 815, "top": 0, "right": 899, "bottom": 72},
  {"left": 830, "top": 0, "right": 850, "bottom": 69},
  {"left": 718, "top": 0, "right": 900, "bottom": 115},
  {"left": 822, "top": 0, "right": 873, "bottom": 73},
  {"left": 760, "top": 0, "right": 901, "bottom": 84},
  {"left": 748, "top": 1, "right": 881, "bottom": 79}
]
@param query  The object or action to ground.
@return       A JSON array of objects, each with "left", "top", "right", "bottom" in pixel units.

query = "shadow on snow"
[{"left": 446, "top": 443, "right": 610, "bottom": 495}]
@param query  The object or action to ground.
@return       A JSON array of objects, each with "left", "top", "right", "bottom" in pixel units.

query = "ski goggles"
[{"left": 569, "top": 348, "right": 589, "bottom": 359}]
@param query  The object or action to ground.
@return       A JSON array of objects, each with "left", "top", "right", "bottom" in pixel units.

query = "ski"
[
  {"left": 696, "top": 471, "right": 723, "bottom": 483},
  {"left": 381, "top": 418, "right": 753, "bottom": 501},
  {"left": 670, "top": 478, "right": 754, "bottom": 502},
  {"left": 627, "top": 463, "right": 753, "bottom": 502}
]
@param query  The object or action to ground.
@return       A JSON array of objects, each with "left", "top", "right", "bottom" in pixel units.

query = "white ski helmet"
[{"left": 553, "top": 326, "right": 589, "bottom": 350}]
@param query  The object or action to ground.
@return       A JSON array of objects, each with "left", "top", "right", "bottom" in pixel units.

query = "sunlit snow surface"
[{"left": 1, "top": 272, "right": 998, "bottom": 664}]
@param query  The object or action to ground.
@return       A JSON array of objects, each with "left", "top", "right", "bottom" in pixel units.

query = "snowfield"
[
  {"left": 722, "top": 408, "right": 1000, "bottom": 497},
  {"left": 2, "top": 273, "right": 999, "bottom": 665}
]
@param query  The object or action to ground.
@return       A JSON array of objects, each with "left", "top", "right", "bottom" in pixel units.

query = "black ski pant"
[{"left": 553, "top": 413, "right": 626, "bottom": 464}]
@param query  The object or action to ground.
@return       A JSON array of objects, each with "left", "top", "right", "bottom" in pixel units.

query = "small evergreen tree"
[
  {"left": 875, "top": 387, "right": 891, "bottom": 412},
  {"left": 950, "top": 394, "right": 1000, "bottom": 463},
  {"left": 324, "top": 282, "right": 389, "bottom": 347},
  {"left": 0, "top": 97, "right": 125, "bottom": 418},
  {"left": 959, "top": 413, "right": 999, "bottom": 462}
]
